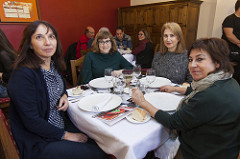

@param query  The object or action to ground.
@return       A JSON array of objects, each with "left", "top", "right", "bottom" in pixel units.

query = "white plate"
[
  {"left": 140, "top": 77, "right": 171, "bottom": 88},
  {"left": 126, "top": 111, "right": 151, "bottom": 124},
  {"left": 89, "top": 77, "right": 113, "bottom": 89},
  {"left": 67, "top": 88, "right": 84, "bottom": 97},
  {"left": 78, "top": 93, "right": 122, "bottom": 112},
  {"left": 144, "top": 92, "right": 183, "bottom": 111}
]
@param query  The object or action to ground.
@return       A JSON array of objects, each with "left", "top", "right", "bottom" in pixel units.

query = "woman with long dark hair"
[
  {"left": 8, "top": 20, "right": 106, "bottom": 159},
  {"left": 0, "top": 29, "right": 16, "bottom": 98}
]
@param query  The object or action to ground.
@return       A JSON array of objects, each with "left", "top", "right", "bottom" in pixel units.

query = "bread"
[
  {"left": 72, "top": 86, "right": 84, "bottom": 95},
  {"left": 132, "top": 108, "right": 147, "bottom": 122}
]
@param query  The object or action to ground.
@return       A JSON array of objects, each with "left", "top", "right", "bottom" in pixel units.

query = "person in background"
[
  {"left": 132, "top": 28, "right": 154, "bottom": 68},
  {"left": 7, "top": 20, "right": 106, "bottom": 159},
  {"left": 64, "top": 26, "right": 95, "bottom": 85},
  {"left": 114, "top": 26, "right": 133, "bottom": 50},
  {"left": 76, "top": 26, "right": 95, "bottom": 59},
  {"left": 152, "top": 22, "right": 192, "bottom": 84},
  {"left": 0, "top": 29, "right": 17, "bottom": 98},
  {"left": 88, "top": 27, "right": 110, "bottom": 49},
  {"left": 81, "top": 31, "right": 133, "bottom": 84},
  {"left": 222, "top": 0, "right": 240, "bottom": 84},
  {"left": 132, "top": 38, "right": 240, "bottom": 159}
]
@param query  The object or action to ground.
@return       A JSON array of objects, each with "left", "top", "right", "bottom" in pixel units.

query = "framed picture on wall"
[{"left": 0, "top": 0, "right": 39, "bottom": 23}]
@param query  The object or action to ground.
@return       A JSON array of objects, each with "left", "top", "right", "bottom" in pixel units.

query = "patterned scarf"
[
  {"left": 177, "top": 71, "right": 232, "bottom": 110},
  {"left": 169, "top": 71, "right": 232, "bottom": 140}
]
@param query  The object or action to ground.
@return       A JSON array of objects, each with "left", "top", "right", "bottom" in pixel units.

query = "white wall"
[
  {"left": 130, "top": 0, "right": 236, "bottom": 39},
  {"left": 211, "top": 0, "right": 235, "bottom": 38},
  {"left": 131, "top": 0, "right": 169, "bottom": 6}
]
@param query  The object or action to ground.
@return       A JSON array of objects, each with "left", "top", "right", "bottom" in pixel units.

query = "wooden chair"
[
  {"left": 0, "top": 109, "right": 19, "bottom": 159},
  {"left": 0, "top": 98, "right": 10, "bottom": 109},
  {"left": 70, "top": 56, "right": 85, "bottom": 86}
]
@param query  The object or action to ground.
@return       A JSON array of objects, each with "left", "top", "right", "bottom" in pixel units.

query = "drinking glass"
[
  {"left": 113, "top": 77, "right": 126, "bottom": 97},
  {"left": 133, "top": 64, "right": 141, "bottom": 79},
  {"left": 104, "top": 68, "right": 113, "bottom": 91},
  {"left": 122, "top": 69, "right": 133, "bottom": 87},
  {"left": 146, "top": 69, "right": 156, "bottom": 90}
]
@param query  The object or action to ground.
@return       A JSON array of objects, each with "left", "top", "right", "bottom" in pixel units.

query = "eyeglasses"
[
  {"left": 98, "top": 40, "right": 111, "bottom": 45},
  {"left": 138, "top": 33, "right": 144, "bottom": 36}
]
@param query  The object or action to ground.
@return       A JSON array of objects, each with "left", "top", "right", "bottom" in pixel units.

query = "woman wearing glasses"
[
  {"left": 81, "top": 31, "right": 133, "bottom": 84},
  {"left": 132, "top": 28, "right": 154, "bottom": 68}
]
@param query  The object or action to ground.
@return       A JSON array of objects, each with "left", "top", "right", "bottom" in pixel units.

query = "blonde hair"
[{"left": 159, "top": 22, "right": 185, "bottom": 55}]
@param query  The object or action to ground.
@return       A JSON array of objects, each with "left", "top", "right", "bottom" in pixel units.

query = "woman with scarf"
[
  {"left": 132, "top": 28, "right": 154, "bottom": 68},
  {"left": 132, "top": 38, "right": 240, "bottom": 159}
]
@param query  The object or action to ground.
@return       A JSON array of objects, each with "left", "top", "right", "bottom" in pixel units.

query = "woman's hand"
[
  {"left": 63, "top": 131, "right": 88, "bottom": 143},
  {"left": 111, "top": 69, "right": 123, "bottom": 77},
  {"left": 132, "top": 87, "right": 159, "bottom": 117},
  {"left": 57, "top": 94, "right": 69, "bottom": 111},
  {"left": 159, "top": 85, "right": 176, "bottom": 93},
  {"left": 160, "top": 85, "right": 187, "bottom": 94},
  {"left": 131, "top": 87, "right": 146, "bottom": 106}
]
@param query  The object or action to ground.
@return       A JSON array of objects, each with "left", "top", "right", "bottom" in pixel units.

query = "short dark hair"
[
  {"left": 235, "top": 0, "right": 240, "bottom": 11},
  {"left": 15, "top": 20, "right": 66, "bottom": 72},
  {"left": 91, "top": 31, "right": 117, "bottom": 54},
  {"left": 189, "top": 38, "right": 234, "bottom": 74},
  {"left": 115, "top": 26, "right": 123, "bottom": 32}
]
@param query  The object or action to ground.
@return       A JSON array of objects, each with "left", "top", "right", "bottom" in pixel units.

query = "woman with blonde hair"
[{"left": 152, "top": 22, "right": 192, "bottom": 84}]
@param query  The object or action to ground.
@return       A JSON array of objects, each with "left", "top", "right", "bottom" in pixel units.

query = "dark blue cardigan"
[{"left": 7, "top": 67, "right": 66, "bottom": 159}]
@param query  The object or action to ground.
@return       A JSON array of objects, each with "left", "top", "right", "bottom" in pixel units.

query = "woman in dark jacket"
[
  {"left": 0, "top": 29, "right": 16, "bottom": 98},
  {"left": 132, "top": 38, "right": 240, "bottom": 159},
  {"left": 132, "top": 28, "right": 154, "bottom": 68},
  {"left": 7, "top": 20, "right": 106, "bottom": 159}
]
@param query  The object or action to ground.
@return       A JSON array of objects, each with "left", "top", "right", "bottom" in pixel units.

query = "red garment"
[
  {"left": 76, "top": 34, "right": 89, "bottom": 59},
  {"left": 132, "top": 39, "right": 149, "bottom": 55}
]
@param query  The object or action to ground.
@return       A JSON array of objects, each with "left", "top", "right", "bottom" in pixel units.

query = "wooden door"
[{"left": 151, "top": 5, "right": 169, "bottom": 49}]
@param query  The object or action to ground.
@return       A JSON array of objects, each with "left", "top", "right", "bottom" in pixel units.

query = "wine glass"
[
  {"left": 104, "top": 68, "right": 113, "bottom": 90},
  {"left": 133, "top": 64, "right": 141, "bottom": 79},
  {"left": 146, "top": 69, "right": 156, "bottom": 90},
  {"left": 113, "top": 77, "right": 126, "bottom": 97},
  {"left": 122, "top": 69, "right": 133, "bottom": 88}
]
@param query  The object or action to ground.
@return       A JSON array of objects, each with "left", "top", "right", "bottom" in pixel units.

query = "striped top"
[{"left": 41, "top": 62, "right": 64, "bottom": 129}]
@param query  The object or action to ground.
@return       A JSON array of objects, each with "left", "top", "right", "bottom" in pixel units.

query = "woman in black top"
[
  {"left": 132, "top": 28, "right": 154, "bottom": 68},
  {"left": 0, "top": 29, "right": 16, "bottom": 98}
]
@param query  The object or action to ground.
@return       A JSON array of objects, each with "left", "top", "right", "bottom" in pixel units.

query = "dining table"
[{"left": 67, "top": 81, "right": 183, "bottom": 159}]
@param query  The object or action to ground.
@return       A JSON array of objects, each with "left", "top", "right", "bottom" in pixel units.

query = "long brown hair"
[
  {"left": 14, "top": 20, "right": 66, "bottom": 72},
  {"left": 138, "top": 28, "right": 152, "bottom": 43},
  {"left": 0, "top": 29, "right": 17, "bottom": 60},
  {"left": 91, "top": 31, "right": 117, "bottom": 54},
  {"left": 159, "top": 22, "right": 185, "bottom": 55}
]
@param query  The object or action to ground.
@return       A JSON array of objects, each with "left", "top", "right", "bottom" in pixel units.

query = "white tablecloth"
[
  {"left": 118, "top": 49, "right": 135, "bottom": 66},
  {"left": 67, "top": 89, "right": 181, "bottom": 159}
]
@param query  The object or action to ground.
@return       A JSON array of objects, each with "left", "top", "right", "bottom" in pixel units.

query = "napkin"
[{"left": 92, "top": 94, "right": 112, "bottom": 112}]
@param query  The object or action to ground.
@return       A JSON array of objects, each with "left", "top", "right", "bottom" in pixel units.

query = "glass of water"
[
  {"left": 146, "top": 69, "right": 156, "bottom": 92},
  {"left": 104, "top": 68, "right": 113, "bottom": 91},
  {"left": 113, "top": 77, "right": 126, "bottom": 97}
]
